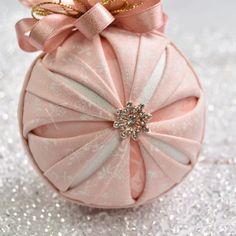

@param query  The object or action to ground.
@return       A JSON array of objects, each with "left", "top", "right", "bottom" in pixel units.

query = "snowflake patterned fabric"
[{"left": 18, "top": 27, "right": 205, "bottom": 208}]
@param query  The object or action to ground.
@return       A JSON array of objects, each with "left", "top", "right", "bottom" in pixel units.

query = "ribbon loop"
[
  {"left": 15, "top": 18, "right": 38, "bottom": 52},
  {"left": 29, "top": 15, "right": 75, "bottom": 52},
  {"left": 115, "top": 0, "right": 167, "bottom": 33},
  {"left": 75, "top": 3, "right": 115, "bottom": 40}
]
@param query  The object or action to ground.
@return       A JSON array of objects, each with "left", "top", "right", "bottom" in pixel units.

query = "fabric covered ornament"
[{"left": 16, "top": 0, "right": 205, "bottom": 208}]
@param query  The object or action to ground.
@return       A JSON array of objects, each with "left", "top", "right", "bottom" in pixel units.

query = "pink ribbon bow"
[{"left": 16, "top": 0, "right": 167, "bottom": 53}]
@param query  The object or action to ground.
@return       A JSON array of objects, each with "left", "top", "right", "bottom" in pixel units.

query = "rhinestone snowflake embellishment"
[{"left": 113, "top": 102, "right": 152, "bottom": 140}]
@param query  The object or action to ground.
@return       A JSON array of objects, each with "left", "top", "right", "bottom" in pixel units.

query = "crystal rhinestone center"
[{"left": 113, "top": 102, "right": 152, "bottom": 140}]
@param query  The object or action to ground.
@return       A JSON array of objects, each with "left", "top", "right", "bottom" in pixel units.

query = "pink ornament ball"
[{"left": 18, "top": 28, "right": 205, "bottom": 208}]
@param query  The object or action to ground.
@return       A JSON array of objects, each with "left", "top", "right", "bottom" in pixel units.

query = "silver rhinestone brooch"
[{"left": 113, "top": 102, "right": 152, "bottom": 140}]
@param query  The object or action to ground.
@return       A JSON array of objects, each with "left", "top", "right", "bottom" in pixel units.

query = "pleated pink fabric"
[{"left": 18, "top": 28, "right": 205, "bottom": 208}]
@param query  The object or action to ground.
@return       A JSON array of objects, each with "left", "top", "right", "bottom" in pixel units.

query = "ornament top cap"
[{"left": 16, "top": 0, "right": 167, "bottom": 53}]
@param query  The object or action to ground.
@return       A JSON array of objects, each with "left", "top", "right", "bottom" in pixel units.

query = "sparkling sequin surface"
[{"left": 0, "top": 1, "right": 236, "bottom": 235}]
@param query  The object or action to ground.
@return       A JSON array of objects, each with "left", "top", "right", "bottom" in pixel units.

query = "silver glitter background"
[{"left": 0, "top": 0, "right": 236, "bottom": 235}]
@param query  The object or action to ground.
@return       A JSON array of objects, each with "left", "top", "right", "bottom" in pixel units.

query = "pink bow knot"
[{"left": 16, "top": 0, "right": 167, "bottom": 53}]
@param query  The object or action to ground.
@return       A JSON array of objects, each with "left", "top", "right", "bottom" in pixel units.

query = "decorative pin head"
[{"left": 113, "top": 102, "right": 152, "bottom": 140}]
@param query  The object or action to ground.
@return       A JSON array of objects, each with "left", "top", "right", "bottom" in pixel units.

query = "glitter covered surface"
[{"left": 0, "top": 1, "right": 236, "bottom": 235}]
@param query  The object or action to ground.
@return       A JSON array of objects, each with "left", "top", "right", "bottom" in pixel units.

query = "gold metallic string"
[
  {"left": 31, "top": 1, "right": 83, "bottom": 19},
  {"left": 31, "top": 0, "right": 143, "bottom": 20},
  {"left": 111, "top": 1, "right": 143, "bottom": 14}
]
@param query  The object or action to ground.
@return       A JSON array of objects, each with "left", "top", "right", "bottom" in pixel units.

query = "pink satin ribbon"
[{"left": 16, "top": 0, "right": 167, "bottom": 53}]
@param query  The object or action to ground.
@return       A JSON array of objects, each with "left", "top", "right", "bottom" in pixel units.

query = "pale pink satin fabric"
[{"left": 18, "top": 28, "right": 205, "bottom": 208}]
